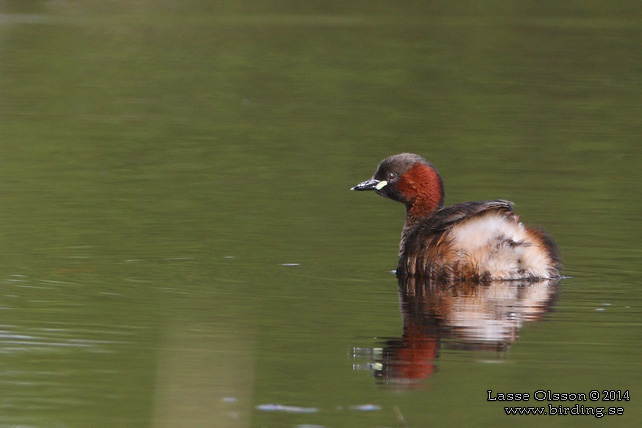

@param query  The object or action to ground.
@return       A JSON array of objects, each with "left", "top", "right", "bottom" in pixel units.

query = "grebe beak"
[{"left": 351, "top": 178, "right": 387, "bottom": 191}]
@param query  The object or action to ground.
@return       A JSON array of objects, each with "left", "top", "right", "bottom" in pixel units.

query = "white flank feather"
[{"left": 448, "top": 213, "right": 553, "bottom": 280}]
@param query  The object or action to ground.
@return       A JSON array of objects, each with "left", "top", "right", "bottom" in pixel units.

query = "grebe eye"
[{"left": 387, "top": 172, "right": 398, "bottom": 182}]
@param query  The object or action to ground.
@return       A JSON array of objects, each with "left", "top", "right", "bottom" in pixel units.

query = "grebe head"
[{"left": 351, "top": 153, "right": 445, "bottom": 217}]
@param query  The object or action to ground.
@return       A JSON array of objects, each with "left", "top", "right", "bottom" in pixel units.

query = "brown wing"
[
  {"left": 404, "top": 200, "right": 515, "bottom": 253},
  {"left": 399, "top": 200, "right": 516, "bottom": 279}
]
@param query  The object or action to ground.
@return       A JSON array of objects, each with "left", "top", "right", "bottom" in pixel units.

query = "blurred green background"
[{"left": 1, "top": 1, "right": 641, "bottom": 427}]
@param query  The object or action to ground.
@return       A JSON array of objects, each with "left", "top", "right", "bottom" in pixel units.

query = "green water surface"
[{"left": 1, "top": 1, "right": 641, "bottom": 427}]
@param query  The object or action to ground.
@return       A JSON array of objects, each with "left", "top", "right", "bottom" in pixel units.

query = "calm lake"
[{"left": 1, "top": 1, "right": 641, "bottom": 427}]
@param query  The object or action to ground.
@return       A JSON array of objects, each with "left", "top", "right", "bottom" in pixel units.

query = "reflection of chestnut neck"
[{"left": 389, "top": 325, "right": 439, "bottom": 382}]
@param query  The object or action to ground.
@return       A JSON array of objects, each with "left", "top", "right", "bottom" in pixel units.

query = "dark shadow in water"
[{"left": 353, "top": 275, "right": 560, "bottom": 388}]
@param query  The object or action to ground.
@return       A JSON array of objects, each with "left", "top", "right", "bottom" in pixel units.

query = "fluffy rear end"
[{"left": 446, "top": 212, "right": 559, "bottom": 280}]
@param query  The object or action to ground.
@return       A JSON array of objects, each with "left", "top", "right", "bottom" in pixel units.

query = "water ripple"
[{"left": 255, "top": 404, "right": 319, "bottom": 413}]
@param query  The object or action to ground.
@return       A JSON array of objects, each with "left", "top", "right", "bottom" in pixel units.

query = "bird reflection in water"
[{"left": 353, "top": 274, "right": 560, "bottom": 387}]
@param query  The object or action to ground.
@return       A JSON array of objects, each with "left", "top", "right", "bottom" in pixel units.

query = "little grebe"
[{"left": 351, "top": 153, "right": 561, "bottom": 281}]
